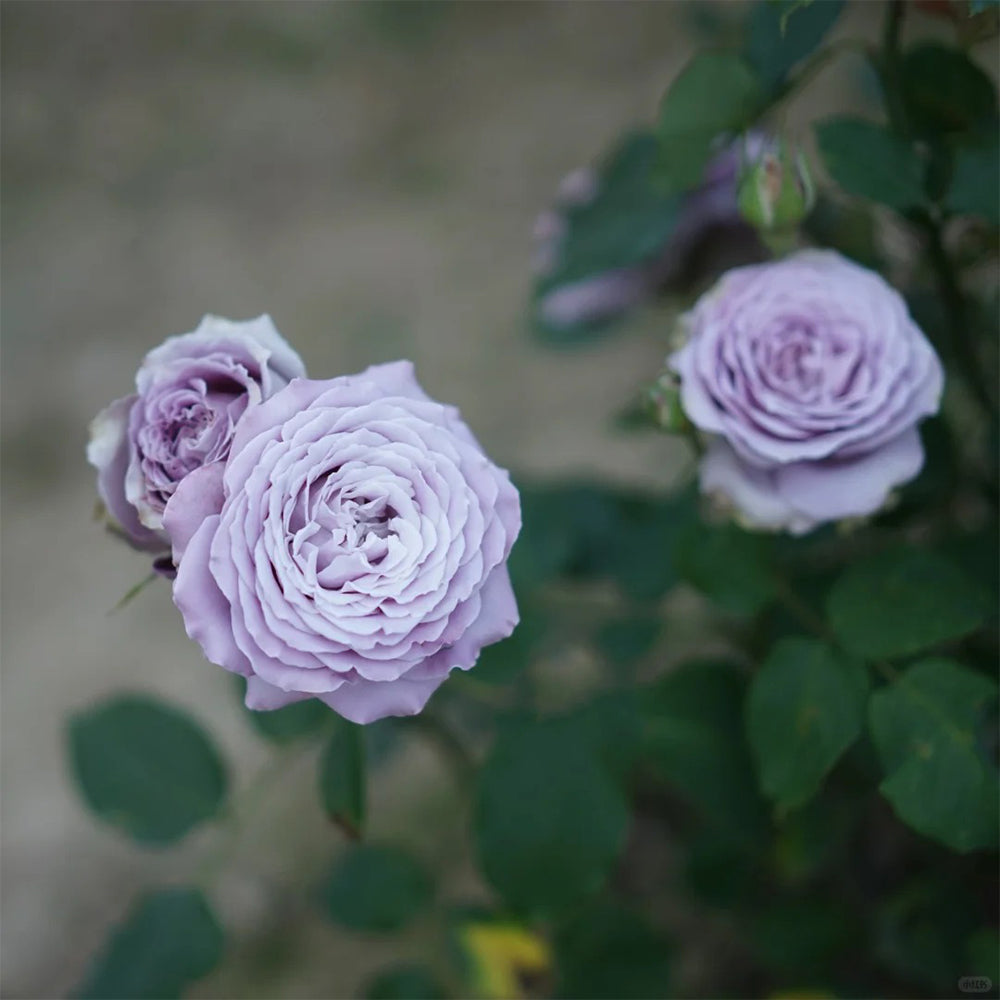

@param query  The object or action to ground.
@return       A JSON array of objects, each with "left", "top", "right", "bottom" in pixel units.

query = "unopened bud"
[{"left": 737, "top": 139, "right": 815, "bottom": 234}]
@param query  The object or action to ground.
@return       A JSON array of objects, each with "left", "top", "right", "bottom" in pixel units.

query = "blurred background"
[{"left": 0, "top": 2, "right": 967, "bottom": 997}]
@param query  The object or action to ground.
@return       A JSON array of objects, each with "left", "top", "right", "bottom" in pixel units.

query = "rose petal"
[
  {"left": 319, "top": 673, "right": 447, "bottom": 725},
  {"left": 163, "top": 461, "right": 226, "bottom": 562},
  {"left": 775, "top": 428, "right": 924, "bottom": 521},
  {"left": 172, "top": 515, "right": 253, "bottom": 677}
]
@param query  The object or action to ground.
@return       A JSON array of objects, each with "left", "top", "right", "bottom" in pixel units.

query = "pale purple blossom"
[
  {"left": 164, "top": 362, "right": 521, "bottom": 724},
  {"left": 670, "top": 250, "right": 943, "bottom": 534},
  {"left": 87, "top": 315, "right": 305, "bottom": 552}
]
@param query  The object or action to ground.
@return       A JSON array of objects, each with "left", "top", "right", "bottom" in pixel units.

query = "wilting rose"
[
  {"left": 164, "top": 362, "right": 521, "bottom": 724},
  {"left": 670, "top": 250, "right": 943, "bottom": 534},
  {"left": 533, "top": 133, "right": 771, "bottom": 331},
  {"left": 87, "top": 315, "right": 305, "bottom": 552}
]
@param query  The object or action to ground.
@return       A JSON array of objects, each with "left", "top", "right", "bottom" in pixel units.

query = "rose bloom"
[
  {"left": 87, "top": 315, "right": 305, "bottom": 553},
  {"left": 670, "top": 250, "right": 943, "bottom": 534},
  {"left": 164, "top": 362, "right": 521, "bottom": 724}
]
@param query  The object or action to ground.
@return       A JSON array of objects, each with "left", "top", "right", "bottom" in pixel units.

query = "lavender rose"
[
  {"left": 87, "top": 315, "right": 305, "bottom": 552},
  {"left": 163, "top": 362, "right": 521, "bottom": 724},
  {"left": 670, "top": 250, "right": 944, "bottom": 534}
]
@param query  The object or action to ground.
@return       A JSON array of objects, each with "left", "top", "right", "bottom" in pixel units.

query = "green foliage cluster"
[{"left": 68, "top": 1, "right": 998, "bottom": 997}]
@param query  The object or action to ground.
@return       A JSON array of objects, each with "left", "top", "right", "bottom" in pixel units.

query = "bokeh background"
[{"left": 0, "top": 2, "right": 968, "bottom": 997}]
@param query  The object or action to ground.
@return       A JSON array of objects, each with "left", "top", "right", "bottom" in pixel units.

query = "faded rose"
[
  {"left": 164, "top": 362, "right": 521, "bottom": 724},
  {"left": 87, "top": 315, "right": 305, "bottom": 552},
  {"left": 533, "top": 133, "right": 772, "bottom": 331},
  {"left": 670, "top": 250, "right": 943, "bottom": 534}
]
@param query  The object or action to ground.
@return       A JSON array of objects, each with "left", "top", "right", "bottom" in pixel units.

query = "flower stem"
[{"left": 921, "top": 212, "right": 998, "bottom": 420}]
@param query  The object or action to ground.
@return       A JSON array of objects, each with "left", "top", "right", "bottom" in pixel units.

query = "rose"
[
  {"left": 87, "top": 314, "right": 306, "bottom": 553},
  {"left": 670, "top": 250, "right": 944, "bottom": 534},
  {"left": 533, "top": 132, "right": 772, "bottom": 331},
  {"left": 163, "top": 361, "right": 521, "bottom": 724}
]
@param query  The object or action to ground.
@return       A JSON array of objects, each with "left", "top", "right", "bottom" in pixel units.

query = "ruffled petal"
[
  {"left": 172, "top": 515, "right": 253, "bottom": 677},
  {"left": 318, "top": 673, "right": 447, "bottom": 724},
  {"left": 163, "top": 461, "right": 226, "bottom": 562}
]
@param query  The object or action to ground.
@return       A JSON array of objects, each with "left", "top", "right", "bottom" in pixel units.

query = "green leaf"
[
  {"left": 746, "top": 0, "right": 845, "bottom": 92},
  {"left": 475, "top": 721, "right": 629, "bottom": 914},
  {"left": 901, "top": 43, "right": 998, "bottom": 138},
  {"left": 608, "top": 488, "right": 698, "bottom": 601},
  {"left": 510, "top": 481, "right": 693, "bottom": 601},
  {"left": 554, "top": 902, "right": 672, "bottom": 999},
  {"left": 641, "top": 661, "right": 769, "bottom": 840},
  {"left": 869, "top": 658, "right": 999, "bottom": 852},
  {"left": 875, "top": 878, "right": 977, "bottom": 991},
  {"left": 827, "top": 548, "right": 991, "bottom": 660},
  {"left": 815, "top": 117, "right": 926, "bottom": 210},
  {"left": 594, "top": 616, "right": 661, "bottom": 671},
  {"left": 322, "top": 844, "right": 433, "bottom": 933},
  {"left": 802, "top": 192, "right": 881, "bottom": 269},
  {"left": 554, "top": 689, "right": 644, "bottom": 781},
  {"left": 68, "top": 695, "right": 227, "bottom": 845},
  {"left": 750, "top": 898, "right": 854, "bottom": 976},
  {"left": 508, "top": 482, "right": 617, "bottom": 589},
  {"left": 533, "top": 131, "right": 682, "bottom": 343},
  {"left": 75, "top": 888, "right": 224, "bottom": 999},
  {"left": 318, "top": 719, "right": 366, "bottom": 839},
  {"left": 948, "top": 137, "right": 1000, "bottom": 225},
  {"left": 966, "top": 927, "right": 1000, "bottom": 984},
  {"left": 471, "top": 597, "right": 547, "bottom": 686},
  {"left": 674, "top": 519, "right": 775, "bottom": 616},
  {"left": 657, "top": 51, "right": 765, "bottom": 190},
  {"left": 245, "top": 695, "right": 330, "bottom": 744},
  {"left": 746, "top": 638, "right": 868, "bottom": 809},
  {"left": 363, "top": 964, "right": 446, "bottom": 1000}
]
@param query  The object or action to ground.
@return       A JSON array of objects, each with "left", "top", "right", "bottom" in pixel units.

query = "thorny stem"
[
  {"left": 772, "top": 574, "right": 900, "bottom": 682},
  {"left": 879, "top": 0, "right": 909, "bottom": 137},
  {"left": 921, "top": 213, "right": 998, "bottom": 420}
]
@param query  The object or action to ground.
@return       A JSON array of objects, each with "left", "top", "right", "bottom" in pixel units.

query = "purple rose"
[
  {"left": 163, "top": 362, "right": 521, "bottom": 724},
  {"left": 87, "top": 315, "right": 306, "bottom": 552},
  {"left": 670, "top": 250, "right": 943, "bottom": 534}
]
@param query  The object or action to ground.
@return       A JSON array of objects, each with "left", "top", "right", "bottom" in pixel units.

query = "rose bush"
[
  {"left": 164, "top": 361, "right": 521, "bottom": 724},
  {"left": 87, "top": 314, "right": 306, "bottom": 552},
  {"left": 670, "top": 250, "right": 944, "bottom": 533}
]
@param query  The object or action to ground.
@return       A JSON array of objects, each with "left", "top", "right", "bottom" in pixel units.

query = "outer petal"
[
  {"left": 359, "top": 360, "right": 433, "bottom": 403},
  {"left": 172, "top": 515, "right": 253, "bottom": 677},
  {"left": 244, "top": 675, "right": 313, "bottom": 710},
  {"left": 700, "top": 438, "right": 814, "bottom": 535},
  {"left": 775, "top": 428, "right": 924, "bottom": 522},
  {"left": 163, "top": 461, "right": 226, "bottom": 562},
  {"left": 318, "top": 674, "right": 447, "bottom": 725},
  {"left": 87, "top": 395, "right": 165, "bottom": 552},
  {"left": 407, "top": 565, "right": 520, "bottom": 681},
  {"left": 140, "top": 314, "right": 306, "bottom": 389}
]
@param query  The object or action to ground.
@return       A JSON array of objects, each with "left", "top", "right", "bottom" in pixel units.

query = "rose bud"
[{"left": 737, "top": 137, "right": 816, "bottom": 237}]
